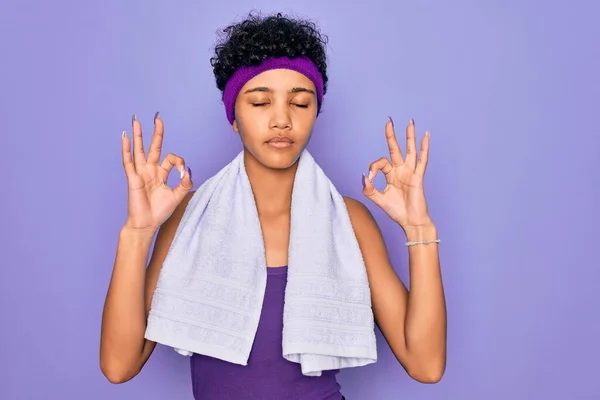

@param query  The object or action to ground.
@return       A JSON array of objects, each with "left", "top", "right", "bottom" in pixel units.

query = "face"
[{"left": 232, "top": 69, "right": 318, "bottom": 170}]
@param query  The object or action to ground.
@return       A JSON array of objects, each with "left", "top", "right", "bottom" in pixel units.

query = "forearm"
[
  {"left": 100, "top": 227, "right": 155, "bottom": 381},
  {"left": 403, "top": 223, "right": 446, "bottom": 379}
]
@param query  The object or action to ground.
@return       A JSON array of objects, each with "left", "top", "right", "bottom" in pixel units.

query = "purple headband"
[{"left": 222, "top": 56, "right": 324, "bottom": 124}]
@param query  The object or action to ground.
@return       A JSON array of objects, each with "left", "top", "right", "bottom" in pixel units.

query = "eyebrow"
[{"left": 243, "top": 86, "right": 315, "bottom": 95}]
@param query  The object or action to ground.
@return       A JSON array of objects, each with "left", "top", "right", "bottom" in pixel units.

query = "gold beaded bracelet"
[{"left": 405, "top": 239, "right": 441, "bottom": 247}]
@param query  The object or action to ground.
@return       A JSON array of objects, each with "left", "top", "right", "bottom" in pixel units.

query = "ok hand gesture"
[
  {"left": 362, "top": 118, "right": 433, "bottom": 230},
  {"left": 121, "top": 113, "right": 193, "bottom": 232}
]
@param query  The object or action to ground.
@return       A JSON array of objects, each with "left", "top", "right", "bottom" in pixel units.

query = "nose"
[{"left": 269, "top": 102, "right": 292, "bottom": 131}]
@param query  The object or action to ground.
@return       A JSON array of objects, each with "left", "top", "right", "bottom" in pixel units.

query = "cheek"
[
  {"left": 295, "top": 115, "right": 316, "bottom": 135},
  {"left": 237, "top": 104, "right": 266, "bottom": 126},
  {"left": 236, "top": 116, "right": 264, "bottom": 142}
]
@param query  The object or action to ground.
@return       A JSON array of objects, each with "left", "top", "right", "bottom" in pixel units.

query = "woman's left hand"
[{"left": 362, "top": 117, "right": 433, "bottom": 230}]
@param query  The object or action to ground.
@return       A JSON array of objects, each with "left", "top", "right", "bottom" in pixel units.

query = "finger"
[
  {"left": 368, "top": 157, "right": 393, "bottom": 180},
  {"left": 362, "top": 172, "right": 385, "bottom": 206},
  {"left": 405, "top": 118, "right": 417, "bottom": 170},
  {"left": 132, "top": 114, "right": 146, "bottom": 168},
  {"left": 173, "top": 166, "right": 194, "bottom": 200},
  {"left": 121, "top": 131, "right": 136, "bottom": 176},
  {"left": 385, "top": 117, "right": 404, "bottom": 166},
  {"left": 147, "top": 112, "right": 163, "bottom": 165},
  {"left": 160, "top": 153, "right": 186, "bottom": 183},
  {"left": 415, "top": 131, "right": 430, "bottom": 177}
]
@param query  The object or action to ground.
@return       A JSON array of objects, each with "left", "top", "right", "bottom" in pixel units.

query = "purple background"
[{"left": 1, "top": 0, "right": 599, "bottom": 399}]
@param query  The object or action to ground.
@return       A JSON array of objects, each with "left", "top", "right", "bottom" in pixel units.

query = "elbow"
[
  {"left": 407, "top": 358, "right": 446, "bottom": 384},
  {"left": 410, "top": 369, "right": 444, "bottom": 384},
  {"left": 101, "top": 366, "right": 137, "bottom": 384},
  {"left": 103, "top": 373, "right": 129, "bottom": 385},
  {"left": 100, "top": 359, "right": 139, "bottom": 384}
]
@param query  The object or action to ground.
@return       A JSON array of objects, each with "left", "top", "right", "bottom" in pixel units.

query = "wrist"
[
  {"left": 120, "top": 225, "right": 157, "bottom": 243},
  {"left": 402, "top": 222, "right": 438, "bottom": 242}
]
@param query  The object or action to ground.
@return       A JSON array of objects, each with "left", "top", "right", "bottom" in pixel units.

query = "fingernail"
[
  {"left": 122, "top": 130, "right": 126, "bottom": 138},
  {"left": 187, "top": 166, "right": 192, "bottom": 180},
  {"left": 426, "top": 130, "right": 430, "bottom": 136},
  {"left": 132, "top": 114, "right": 137, "bottom": 125},
  {"left": 180, "top": 166, "right": 185, "bottom": 180},
  {"left": 361, "top": 174, "right": 366, "bottom": 188},
  {"left": 367, "top": 170, "right": 373, "bottom": 180},
  {"left": 154, "top": 111, "right": 160, "bottom": 124},
  {"left": 388, "top": 116, "right": 394, "bottom": 127},
  {"left": 410, "top": 118, "right": 414, "bottom": 125}
]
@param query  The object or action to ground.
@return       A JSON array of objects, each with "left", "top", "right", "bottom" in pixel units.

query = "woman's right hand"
[{"left": 121, "top": 113, "right": 193, "bottom": 233}]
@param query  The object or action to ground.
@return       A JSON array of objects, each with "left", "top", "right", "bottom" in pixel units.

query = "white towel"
[{"left": 144, "top": 149, "right": 377, "bottom": 376}]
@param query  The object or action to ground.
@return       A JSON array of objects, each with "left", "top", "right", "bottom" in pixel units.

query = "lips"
[
  {"left": 267, "top": 137, "right": 294, "bottom": 143},
  {"left": 266, "top": 136, "right": 294, "bottom": 149}
]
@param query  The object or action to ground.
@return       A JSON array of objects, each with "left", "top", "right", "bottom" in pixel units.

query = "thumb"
[
  {"left": 174, "top": 166, "right": 193, "bottom": 200},
  {"left": 362, "top": 173, "right": 384, "bottom": 206}
]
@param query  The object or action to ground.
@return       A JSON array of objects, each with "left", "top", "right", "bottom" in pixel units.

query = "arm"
[
  {"left": 344, "top": 197, "right": 446, "bottom": 383},
  {"left": 99, "top": 192, "right": 194, "bottom": 384}
]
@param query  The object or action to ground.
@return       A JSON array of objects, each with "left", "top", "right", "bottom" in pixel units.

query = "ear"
[{"left": 232, "top": 119, "right": 239, "bottom": 134}]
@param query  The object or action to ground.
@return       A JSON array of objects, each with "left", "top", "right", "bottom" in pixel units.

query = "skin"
[
  {"left": 100, "top": 68, "right": 446, "bottom": 385},
  {"left": 231, "top": 69, "right": 319, "bottom": 267}
]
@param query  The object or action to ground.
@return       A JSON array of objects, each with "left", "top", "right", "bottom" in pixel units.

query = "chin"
[
  {"left": 262, "top": 153, "right": 301, "bottom": 170},
  {"left": 246, "top": 145, "right": 303, "bottom": 170}
]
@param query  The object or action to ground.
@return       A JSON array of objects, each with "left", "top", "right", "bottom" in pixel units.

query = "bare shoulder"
[
  {"left": 145, "top": 191, "right": 195, "bottom": 301},
  {"left": 343, "top": 196, "right": 386, "bottom": 248},
  {"left": 342, "top": 196, "right": 404, "bottom": 291},
  {"left": 342, "top": 195, "right": 393, "bottom": 263}
]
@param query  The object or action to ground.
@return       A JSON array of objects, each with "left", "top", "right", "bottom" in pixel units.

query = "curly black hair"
[{"left": 210, "top": 12, "right": 329, "bottom": 97}]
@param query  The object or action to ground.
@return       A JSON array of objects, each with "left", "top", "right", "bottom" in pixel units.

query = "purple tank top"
[{"left": 190, "top": 266, "right": 343, "bottom": 400}]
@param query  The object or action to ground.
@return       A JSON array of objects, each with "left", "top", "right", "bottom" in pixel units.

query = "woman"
[{"left": 100, "top": 12, "right": 446, "bottom": 400}]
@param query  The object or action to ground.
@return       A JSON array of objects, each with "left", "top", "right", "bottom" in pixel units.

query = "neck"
[{"left": 244, "top": 150, "right": 298, "bottom": 217}]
